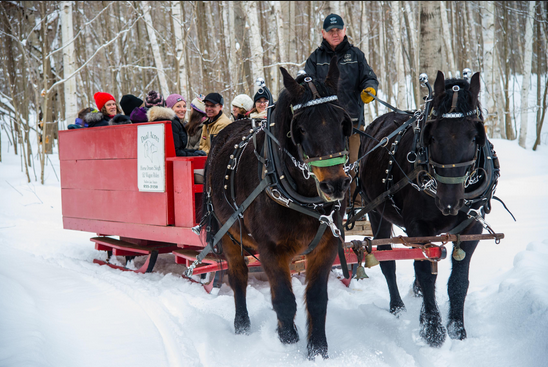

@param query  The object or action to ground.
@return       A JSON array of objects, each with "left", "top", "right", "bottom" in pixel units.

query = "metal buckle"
[{"left": 319, "top": 210, "right": 341, "bottom": 238}]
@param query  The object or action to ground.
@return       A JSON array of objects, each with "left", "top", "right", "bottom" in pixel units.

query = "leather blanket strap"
[
  {"left": 185, "top": 176, "right": 272, "bottom": 277},
  {"left": 345, "top": 166, "right": 422, "bottom": 229}
]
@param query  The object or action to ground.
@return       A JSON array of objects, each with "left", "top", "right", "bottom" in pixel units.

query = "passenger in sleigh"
[
  {"left": 67, "top": 107, "right": 95, "bottom": 129},
  {"left": 248, "top": 89, "right": 269, "bottom": 119},
  {"left": 84, "top": 92, "right": 130, "bottom": 127},
  {"left": 199, "top": 92, "right": 232, "bottom": 154},
  {"left": 186, "top": 96, "right": 207, "bottom": 150},
  {"left": 146, "top": 93, "right": 206, "bottom": 157},
  {"left": 230, "top": 94, "right": 253, "bottom": 121}
]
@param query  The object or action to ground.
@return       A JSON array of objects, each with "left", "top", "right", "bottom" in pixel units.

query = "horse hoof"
[
  {"left": 307, "top": 342, "right": 328, "bottom": 360},
  {"left": 234, "top": 314, "right": 250, "bottom": 335},
  {"left": 390, "top": 302, "right": 406, "bottom": 316},
  {"left": 447, "top": 319, "right": 467, "bottom": 340},
  {"left": 419, "top": 311, "right": 447, "bottom": 347},
  {"left": 277, "top": 323, "right": 299, "bottom": 344}
]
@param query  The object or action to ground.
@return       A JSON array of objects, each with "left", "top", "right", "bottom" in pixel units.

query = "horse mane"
[{"left": 433, "top": 77, "right": 482, "bottom": 118}]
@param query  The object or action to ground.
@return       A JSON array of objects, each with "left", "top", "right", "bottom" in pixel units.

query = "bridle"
[
  {"left": 418, "top": 84, "right": 485, "bottom": 191},
  {"left": 288, "top": 76, "right": 350, "bottom": 174}
]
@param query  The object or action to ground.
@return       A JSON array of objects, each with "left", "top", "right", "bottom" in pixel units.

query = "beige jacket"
[{"left": 199, "top": 112, "right": 232, "bottom": 154}]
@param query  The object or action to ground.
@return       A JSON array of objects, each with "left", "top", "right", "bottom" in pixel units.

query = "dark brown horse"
[
  {"left": 358, "top": 71, "right": 498, "bottom": 347},
  {"left": 202, "top": 60, "right": 352, "bottom": 359}
]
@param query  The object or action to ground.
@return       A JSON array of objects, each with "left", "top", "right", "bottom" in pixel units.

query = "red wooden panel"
[
  {"left": 62, "top": 188, "right": 169, "bottom": 226},
  {"left": 59, "top": 121, "right": 176, "bottom": 161},
  {"left": 169, "top": 157, "right": 206, "bottom": 227},
  {"left": 60, "top": 159, "right": 138, "bottom": 191},
  {"left": 173, "top": 159, "right": 195, "bottom": 227},
  {"left": 59, "top": 125, "right": 138, "bottom": 161},
  {"left": 63, "top": 217, "right": 204, "bottom": 246}
]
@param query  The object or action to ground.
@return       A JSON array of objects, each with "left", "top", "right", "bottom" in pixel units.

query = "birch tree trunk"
[
  {"left": 391, "top": 1, "right": 406, "bottom": 108},
  {"left": 518, "top": 1, "right": 535, "bottom": 148},
  {"left": 328, "top": 1, "right": 340, "bottom": 16},
  {"left": 172, "top": 1, "right": 188, "bottom": 96},
  {"left": 403, "top": 1, "right": 421, "bottom": 109},
  {"left": 61, "top": 1, "right": 78, "bottom": 125},
  {"left": 481, "top": 1, "right": 501, "bottom": 138},
  {"left": 246, "top": 1, "right": 264, "bottom": 86},
  {"left": 141, "top": 1, "right": 169, "bottom": 97},
  {"left": 419, "top": 2, "right": 443, "bottom": 83},
  {"left": 440, "top": 1, "right": 457, "bottom": 75},
  {"left": 377, "top": 1, "right": 386, "bottom": 110}
]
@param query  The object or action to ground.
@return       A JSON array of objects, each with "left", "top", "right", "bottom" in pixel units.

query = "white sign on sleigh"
[{"left": 137, "top": 124, "right": 165, "bottom": 192}]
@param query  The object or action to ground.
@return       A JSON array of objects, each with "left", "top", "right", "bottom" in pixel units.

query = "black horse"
[
  {"left": 202, "top": 59, "right": 352, "bottom": 359},
  {"left": 358, "top": 71, "right": 498, "bottom": 347}
]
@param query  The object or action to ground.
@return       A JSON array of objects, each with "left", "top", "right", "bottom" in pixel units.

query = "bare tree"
[
  {"left": 419, "top": 2, "right": 443, "bottom": 83},
  {"left": 61, "top": 1, "right": 78, "bottom": 125},
  {"left": 141, "top": 1, "right": 169, "bottom": 97},
  {"left": 247, "top": 1, "right": 264, "bottom": 90},
  {"left": 391, "top": 1, "right": 406, "bottom": 108},
  {"left": 172, "top": 1, "right": 188, "bottom": 97},
  {"left": 518, "top": 1, "right": 535, "bottom": 148}
]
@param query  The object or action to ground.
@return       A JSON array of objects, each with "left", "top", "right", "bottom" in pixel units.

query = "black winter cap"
[
  {"left": 120, "top": 94, "right": 143, "bottom": 116},
  {"left": 204, "top": 92, "right": 224, "bottom": 106},
  {"left": 253, "top": 89, "right": 268, "bottom": 103},
  {"left": 323, "top": 14, "right": 344, "bottom": 31}
]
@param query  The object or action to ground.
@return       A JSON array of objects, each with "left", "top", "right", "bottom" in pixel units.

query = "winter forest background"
[{"left": 0, "top": 1, "right": 547, "bottom": 184}]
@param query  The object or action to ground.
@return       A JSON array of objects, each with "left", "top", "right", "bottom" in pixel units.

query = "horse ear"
[
  {"left": 469, "top": 72, "right": 481, "bottom": 102},
  {"left": 324, "top": 57, "right": 339, "bottom": 93},
  {"left": 280, "top": 67, "right": 305, "bottom": 98},
  {"left": 434, "top": 70, "right": 445, "bottom": 96}
]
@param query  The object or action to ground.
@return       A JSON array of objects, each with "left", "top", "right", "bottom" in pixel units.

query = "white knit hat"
[{"left": 231, "top": 94, "right": 254, "bottom": 112}]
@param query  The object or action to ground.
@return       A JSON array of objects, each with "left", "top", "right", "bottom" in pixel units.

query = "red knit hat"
[{"left": 94, "top": 92, "right": 116, "bottom": 111}]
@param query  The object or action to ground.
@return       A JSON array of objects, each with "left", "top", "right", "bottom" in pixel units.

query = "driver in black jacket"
[{"left": 305, "top": 13, "right": 379, "bottom": 207}]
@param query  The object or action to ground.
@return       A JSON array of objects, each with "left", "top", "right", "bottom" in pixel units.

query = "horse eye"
[{"left": 298, "top": 126, "right": 306, "bottom": 134}]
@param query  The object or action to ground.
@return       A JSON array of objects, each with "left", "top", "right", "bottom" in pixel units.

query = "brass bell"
[
  {"left": 452, "top": 247, "right": 466, "bottom": 261},
  {"left": 364, "top": 253, "right": 380, "bottom": 268},
  {"left": 355, "top": 264, "right": 369, "bottom": 280}
]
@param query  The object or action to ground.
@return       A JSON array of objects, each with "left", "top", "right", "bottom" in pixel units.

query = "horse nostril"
[{"left": 319, "top": 182, "right": 335, "bottom": 194}]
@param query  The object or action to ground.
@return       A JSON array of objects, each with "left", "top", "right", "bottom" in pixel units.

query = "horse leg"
[
  {"left": 447, "top": 236, "right": 479, "bottom": 340},
  {"left": 304, "top": 239, "right": 339, "bottom": 360},
  {"left": 414, "top": 259, "right": 446, "bottom": 347},
  {"left": 260, "top": 246, "right": 299, "bottom": 345},
  {"left": 369, "top": 211, "right": 405, "bottom": 314},
  {"left": 223, "top": 237, "right": 251, "bottom": 334}
]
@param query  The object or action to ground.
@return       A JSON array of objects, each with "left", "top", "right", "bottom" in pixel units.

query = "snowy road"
[{"left": 1, "top": 139, "right": 547, "bottom": 367}]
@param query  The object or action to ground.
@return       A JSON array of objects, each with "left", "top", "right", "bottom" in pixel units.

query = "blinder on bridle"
[
  {"left": 289, "top": 76, "right": 352, "bottom": 170},
  {"left": 422, "top": 84, "right": 484, "bottom": 187}
]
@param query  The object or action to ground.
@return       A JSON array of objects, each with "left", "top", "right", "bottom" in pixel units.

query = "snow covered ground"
[{"left": 1, "top": 129, "right": 547, "bottom": 366}]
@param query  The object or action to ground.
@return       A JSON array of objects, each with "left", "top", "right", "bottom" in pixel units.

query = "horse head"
[
  {"left": 424, "top": 70, "right": 486, "bottom": 216},
  {"left": 277, "top": 58, "right": 352, "bottom": 202}
]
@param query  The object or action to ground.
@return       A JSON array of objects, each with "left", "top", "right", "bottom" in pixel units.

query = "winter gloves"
[{"left": 361, "top": 87, "right": 376, "bottom": 104}]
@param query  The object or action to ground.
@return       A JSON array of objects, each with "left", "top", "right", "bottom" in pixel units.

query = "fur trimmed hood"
[
  {"left": 147, "top": 106, "right": 176, "bottom": 122},
  {"left": 83, "top": 111, "right": 109, "bottom": 127},
  {"left": 84, "top": 111, "right": 105, "bottom": 124}
]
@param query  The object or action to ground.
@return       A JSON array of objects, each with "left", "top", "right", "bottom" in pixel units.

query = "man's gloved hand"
[{"left": 361, "top": 87, "right": 376, "bottom": 104}]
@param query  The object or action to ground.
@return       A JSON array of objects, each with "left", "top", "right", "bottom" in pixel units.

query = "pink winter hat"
[{"left": 166, "top": 94, "right": 186, "bottom": 109}]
